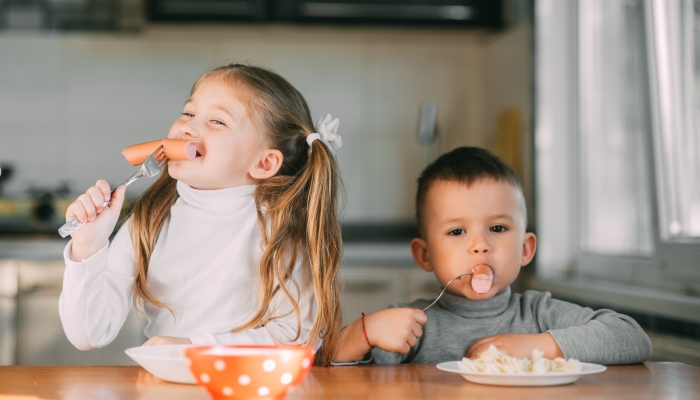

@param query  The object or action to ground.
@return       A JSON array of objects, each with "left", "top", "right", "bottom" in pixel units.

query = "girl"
[{"left": 59, "top": 64, "right": 344, "bottom": 365}]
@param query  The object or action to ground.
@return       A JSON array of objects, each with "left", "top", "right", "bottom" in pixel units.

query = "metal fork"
[
  {"left": 58, "top": 146, "right": 167, "bottom": 238},
  {"left": 422, "top": 272, "right": 474, "bottom": 312}
]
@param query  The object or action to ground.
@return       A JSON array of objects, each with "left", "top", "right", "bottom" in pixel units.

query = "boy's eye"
[
  {"left": 448, "top": 229, "right": 465, "bottom": 236},
  {"left": 490, "top": 225, "right": 507, "bottom": 233},
  {"left": 211, "top": 119, "right": 226, "bottom": 126},
  {"left": 181, "top": 112, "right": 194, "bottom": 118}
]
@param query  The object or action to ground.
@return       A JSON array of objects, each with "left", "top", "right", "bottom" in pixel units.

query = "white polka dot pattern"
[
  {"left": 222, "top": 386, "right": 233, "bottom": 396},
  {"left": 238, "top": 374, "right": 251, "bottom": 385},
  {"left": 258, "top": 386, "right": 270, "bottom": 396},
  {"left": 302, "top": 358, "right": 311, "bottom": 368},
  {"left": 262, "top": 359, "right": 276, "bottom": 372},
  {"left": 200, "top": 373, "right": 210, "bottom": 383},
  {"left": 281, "top": 373, "right": 293, "bottom": 385},
  {"left": 214, "top": 359, "right": 226, "bottom": 371}
]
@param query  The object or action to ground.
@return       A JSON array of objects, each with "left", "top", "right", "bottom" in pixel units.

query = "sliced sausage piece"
[
  {"left": 122, "top": 139, "right": 198, "bottom": 166},
  {"left": 471, "top": 264, "right": 493, "bottom": 293}
]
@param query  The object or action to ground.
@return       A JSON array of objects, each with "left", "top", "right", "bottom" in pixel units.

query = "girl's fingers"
[
  {"left": 77, "top": 194, "right": 97, "bottom": 222},
  {"left": 95, "top": 180, "right": 112, "bottom": 202},
  {"left": 66, "top": 202, "right": 87, "bottom": 223},
  {"left": 86, "top": 186, "right": 106, "bottom": 213}
]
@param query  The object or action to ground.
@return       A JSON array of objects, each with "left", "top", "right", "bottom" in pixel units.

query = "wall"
[{"left": 0, "top": 23, "right": 531, "bottom": 223}]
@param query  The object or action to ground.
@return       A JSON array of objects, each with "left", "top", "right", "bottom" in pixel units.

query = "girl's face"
[{"left": 167, "top": 79, "right": 268, "bottom": 189}]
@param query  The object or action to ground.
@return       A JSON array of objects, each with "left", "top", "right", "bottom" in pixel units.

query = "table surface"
[{"left": 0, "top": 362, "right": 698, "bottom": 400}]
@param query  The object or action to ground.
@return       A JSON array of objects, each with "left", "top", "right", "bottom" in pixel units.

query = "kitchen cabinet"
[
  {"left": 0, "top": 241, "right": 146, "bottom": 366},
  {"left": 341, "top": 266, "right": 441, "bottom": 326}
]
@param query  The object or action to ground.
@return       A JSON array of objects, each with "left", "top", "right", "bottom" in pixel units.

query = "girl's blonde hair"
[{"left": 127, "top": 64, "right": 343, "bottom": 366}]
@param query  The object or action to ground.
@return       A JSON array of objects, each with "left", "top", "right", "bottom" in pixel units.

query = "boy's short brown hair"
[{"left": 415, "top": 146, "right": 526, "bottom": 235}]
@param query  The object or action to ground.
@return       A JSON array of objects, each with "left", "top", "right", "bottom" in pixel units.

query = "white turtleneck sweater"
[{"left": 59, "top": 181, "right": 316, "bottom": 350}]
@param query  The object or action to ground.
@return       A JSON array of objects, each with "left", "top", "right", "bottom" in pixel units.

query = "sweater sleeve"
[
  {"left": 189, "top": 253, "right": 317, "bottom": 349},
  {"left": 527, "top": 290, "right": 652, "bottom": 364},
  {"left": 58, "top": 221, "right": 136, "bottom": 350}
]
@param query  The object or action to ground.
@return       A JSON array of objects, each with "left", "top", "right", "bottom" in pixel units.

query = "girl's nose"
[{"left": 180, "top": 121, "right": 200, "bottom": 138}]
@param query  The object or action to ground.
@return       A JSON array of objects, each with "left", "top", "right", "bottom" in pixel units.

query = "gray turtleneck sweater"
[{"left": 369, "top": 288, "right": 652, "bottom": 365}]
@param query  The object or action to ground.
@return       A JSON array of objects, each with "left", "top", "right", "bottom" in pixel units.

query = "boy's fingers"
[
  {"left": 412, "top": 324, "right": 423, "bottom": 338},
  {"left": 413, "top": 309, "right": 428, "bottom": 325}
]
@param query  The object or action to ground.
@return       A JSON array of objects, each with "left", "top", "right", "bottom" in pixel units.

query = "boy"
[{"left": 334, "top": 147, "right": 652, "bottom": 364}]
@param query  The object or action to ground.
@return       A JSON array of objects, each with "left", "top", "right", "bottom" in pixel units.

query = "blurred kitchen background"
[{"left": 0, "top": 0, "right": 698, "bottom": 367}]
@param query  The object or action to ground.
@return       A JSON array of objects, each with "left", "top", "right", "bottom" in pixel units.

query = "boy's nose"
[{"left": 469, "top": 236, "right": 490, "bottom": 254}]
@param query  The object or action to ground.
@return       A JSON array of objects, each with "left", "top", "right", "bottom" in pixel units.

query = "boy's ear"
[
  {"left": 520, "top": 232, "right": 537, "bottom": 267},
  {"left": 249, "top": 149, "right": 283, "bottom": 180},
  {"left": 411, "top": 238, "right": 433, "bottom": 272}
]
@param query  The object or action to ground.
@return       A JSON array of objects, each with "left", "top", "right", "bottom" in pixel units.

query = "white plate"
[
  {"left": 436, "top": 361, "right": 606, "bottom": 386},
  {"left": 125, "top": 344, "right": 197, "bottom": 384}
]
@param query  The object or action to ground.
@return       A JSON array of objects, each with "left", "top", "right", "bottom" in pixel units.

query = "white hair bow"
[{"left": 307, "top": 114, "right": 342, "bottom": 155}]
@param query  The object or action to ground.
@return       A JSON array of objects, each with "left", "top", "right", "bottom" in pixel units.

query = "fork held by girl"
[{"left": 59, "top": 64, "right": 345, "bottom": 365}]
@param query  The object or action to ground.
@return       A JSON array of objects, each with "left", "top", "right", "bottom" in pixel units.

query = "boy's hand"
[
  {"left": 466, "top": 332, "right": 564, "bottom": 360},
  {"left": 333, "top": 308, "right": 427, "bottom": 363},
  {"left": 66, "top": 180, "right": 126, "bottom": 261},
  {"left": 365, "top": 308, "right": 427, "bottom": 354},
  {"left": 142, "top": 335, "right": 192, "bottom": 346}
]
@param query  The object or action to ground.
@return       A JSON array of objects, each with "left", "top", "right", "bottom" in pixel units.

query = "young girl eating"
[{"left": 59, "top": 64, "right": 344, "bottom": 365}]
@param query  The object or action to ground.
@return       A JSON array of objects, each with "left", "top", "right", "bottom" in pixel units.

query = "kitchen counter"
[
  {"left": 0, "top": 239, "right": 417, "bottom": 266},
  {"left": 0, "top": 363, "right": 697, "bottom": 399}
]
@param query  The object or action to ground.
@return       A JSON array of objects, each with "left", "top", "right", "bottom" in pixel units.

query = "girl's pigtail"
[
  {"left": 128, "top": 168, "right": 179, "bottom": 316},
  {"left": 303, "top": 140, "right": 343, "bottom": 366}
]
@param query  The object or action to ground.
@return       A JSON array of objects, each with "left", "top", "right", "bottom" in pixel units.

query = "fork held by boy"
[{"left": 58, "top": 146, "right": 168, "bottom": 238}]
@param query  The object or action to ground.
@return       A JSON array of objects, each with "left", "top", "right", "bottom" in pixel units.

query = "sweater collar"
[
  {"left": 436, "top": 286, "right": 512, "bottom": 318},
  {"left": 176, "top": 180, "right": 256, "bottom": 213}
]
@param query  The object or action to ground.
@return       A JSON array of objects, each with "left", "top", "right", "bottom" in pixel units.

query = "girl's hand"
[
  {"left": 66, "top": 180, "right": 126, "bottom": 261},
  {"left": 364, "top": 308, "right": 427, "bottom": 354},
  {"left": 142, "top": 336, "right": 192, "bottom": 346},
  {"left": 466, "top": 332, "right": 564, "bottom": 360}
]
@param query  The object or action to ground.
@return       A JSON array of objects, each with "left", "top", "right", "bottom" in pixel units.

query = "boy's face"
[{"left": 411, "top": 179, "right": 536, "bottom": 300}]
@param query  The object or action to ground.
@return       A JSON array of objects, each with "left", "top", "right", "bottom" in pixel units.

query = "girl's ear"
[
  {"left": 249, "top": 149, "right": 283, "bottom": 180},
  {"left": 520, "top": 232, "right": 537, "bottom": 267},
  {"left": 411, "top": 238, "right": 433, "bottom": 272}
]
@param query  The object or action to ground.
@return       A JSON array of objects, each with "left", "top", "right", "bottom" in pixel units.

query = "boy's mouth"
[{"left": 470, "top": 264, "right": 493, "bottom": 293}]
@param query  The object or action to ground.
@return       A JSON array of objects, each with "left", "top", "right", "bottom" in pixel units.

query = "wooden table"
[{"left": 0, "top": 363, "right": 698, "bottom": 399}]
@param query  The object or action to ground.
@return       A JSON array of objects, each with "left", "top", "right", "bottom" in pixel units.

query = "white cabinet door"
[
  {"left": 341, "top": 267, "right": 407, "bottom": 326},
  {"left": 408, "top": 268, "right": 442, "bottom": 302},
  {"left": 16, "top": 260, "right": 147, "bottom": 365}
]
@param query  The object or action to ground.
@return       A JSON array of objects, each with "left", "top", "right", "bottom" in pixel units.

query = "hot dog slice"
[
  {"left": 122, "top": 139, "right": 198, "bottom": 166},
  {"left": 471, "top": 264, "right": 493, "bottom": 293}
]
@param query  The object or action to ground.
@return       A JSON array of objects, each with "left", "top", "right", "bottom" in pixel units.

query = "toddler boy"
[{"left": 334, "top": 147, "right": 652, "bottom": 364}]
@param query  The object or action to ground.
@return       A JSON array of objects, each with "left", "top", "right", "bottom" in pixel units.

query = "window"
[{"left": 535, "top": 0, "right": 700, "bottom": 293}]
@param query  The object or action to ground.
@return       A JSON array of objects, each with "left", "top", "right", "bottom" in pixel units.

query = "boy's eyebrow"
[{"left": 490, "top": 213, "right": 516, "bottom": 221}]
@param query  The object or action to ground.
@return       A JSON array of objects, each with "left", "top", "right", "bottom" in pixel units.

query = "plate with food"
[
  {"left": 436, "top": 345, "right": 606, "bottom": 386},
  {"left": 125, "top": 344, "right": 197, "bottom": 384}
]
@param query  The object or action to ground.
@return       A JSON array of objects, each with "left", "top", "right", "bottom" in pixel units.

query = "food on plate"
[
  {"left": 122, "top": 139, "right": 199, "bottom": 166},
  {"left": 459, "top": 345, "right": 582, "bottom": 374},
  {"left": 471, "top": 264, "right": 493, "bottom": 293}
]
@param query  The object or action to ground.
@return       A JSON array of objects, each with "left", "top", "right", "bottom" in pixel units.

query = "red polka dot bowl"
[{"left": 184, "top": 344, "right": 315, "bottom": 400}]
